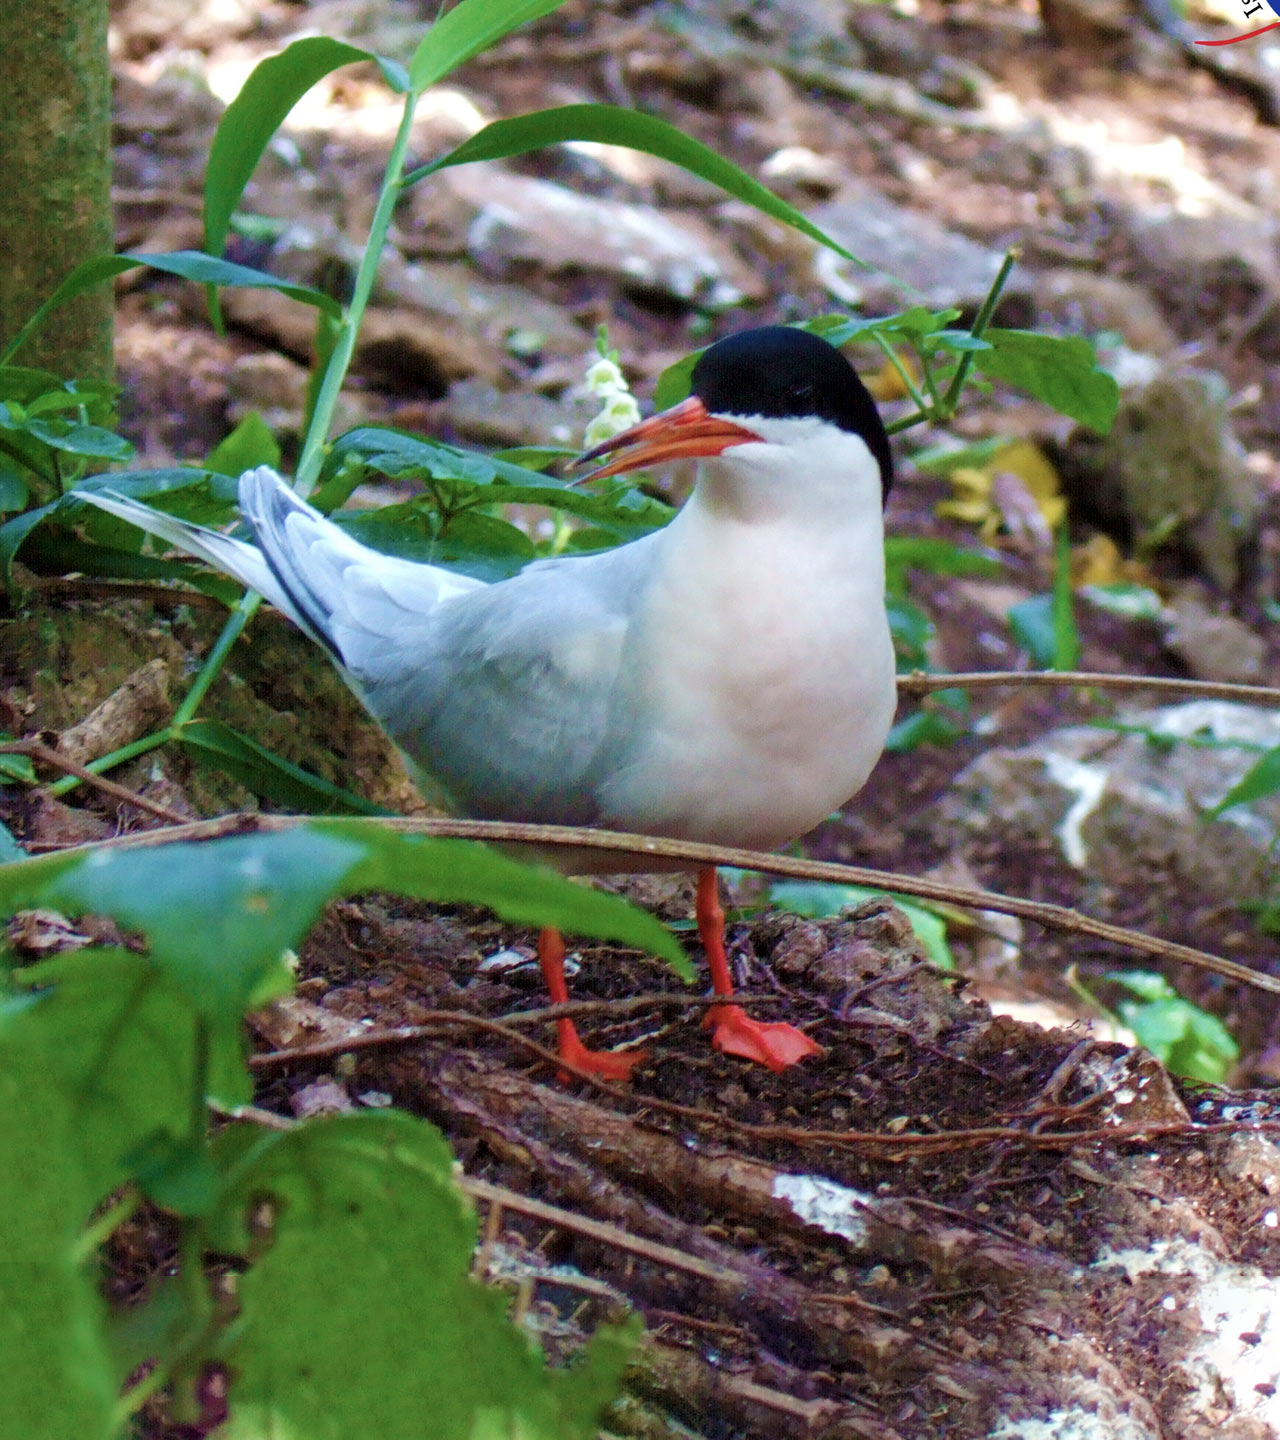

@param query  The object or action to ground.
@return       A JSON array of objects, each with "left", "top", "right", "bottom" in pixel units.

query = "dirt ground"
[{"left": 6, "top": 0, "right": 1280, "bottom": 1434}]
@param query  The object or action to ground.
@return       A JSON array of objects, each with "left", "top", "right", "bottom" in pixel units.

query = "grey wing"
[{"left": 360, "top": 541, "right": 657, "bottom": 825}]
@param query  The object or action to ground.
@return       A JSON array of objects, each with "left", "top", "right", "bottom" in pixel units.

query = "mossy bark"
[{"left": 0, "top": 0, "right": 113, "bottom": 383}]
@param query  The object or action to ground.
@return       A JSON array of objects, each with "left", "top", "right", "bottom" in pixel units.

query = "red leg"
[
  {"left": 537, "top": 928, "right": 647, "bottom": 1081},
  {"left": 696, "top": 867, "right": 822, "bottom": 1071}
]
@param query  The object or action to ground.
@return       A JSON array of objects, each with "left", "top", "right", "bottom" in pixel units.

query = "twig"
[
  {"left": 0, "top": 738, "right": 188, "bottom": 825},
  {"left": 70, "top": 813, "right": 1280, "bottom": 997},
  {"left": 249, "top": 993, "right": 772, "bottom": 1070},
  {"left": 897, "top": 669, "right": 1280, "bottom": 708}
]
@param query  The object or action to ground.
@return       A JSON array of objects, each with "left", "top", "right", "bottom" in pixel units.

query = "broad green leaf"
[
  {"left": 884, "top": 536, "right": 1000, "bottom": 590},
  {"left": 326, "top": 820, "right": 690, "bottom": 978},
  {"left": 3, "top": 253, "right": 341, "bottom": 369},
  {"left": 1105, "top": 971, "right": 1238, "bottom": 1083},
  {"left": 1080, "top": 582, "right": 1163, "bottom": 621},
  {"left": 176, "top": 719, "right": 387, "bottom": 817},
  {"left": 3, "top": 950, "right": 213, "bottom": 1194},
  {"left": 216, "top": 1112, "right": 636, "bottom": 1440},
  {"left": 407, "top": 105, "right": 866, "bottom": 267},
  {"left": 9, "top": 417, "right": 132, "bottom": 462},
  {"left": 205, "top": 38, "right": 406, "bottom": 260},
  {"left": 653, "top": 351, "right": 700, "bottom": 411},
  {"left": 885, "top": 594, "right": 933, "bottom": 665},
  {"left": 0, "top": 467, "right": 29, "bottom": 512},
  {"left": 409, "top": 0, "right": 569, "bottom": 92},
  {"left": 885, "top": 706, "right": 967, "bottom": 752},
  {"left": 1007, "top": 594, "right": 1057, "bottom": 668},
  {"left": 205, "top": 412, "right": 281, "bottom": 477},
  {"left": 319, "top": 426, "right": 672, "bottom": 539},
  {"left": 766, "top": 880, "right": 954, "bottom": 970},
  {"left": 0, "top": 1263, "right": 114, "bottom": 1440},
  {"left": 974, "top": 331, "right": 1119, "bottom": 433},
  {"left": 340, "top": 505, "right": 536, "bottom": 582},
  {"left": 1210, "top": 744, "right": 1280, "bottom": 816},
  {"left": 0, "top": 822, "right": 689, "bottom": 987}
]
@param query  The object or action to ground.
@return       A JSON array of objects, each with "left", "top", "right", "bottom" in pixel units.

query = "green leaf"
[
  {"left": 1209, "top": 744, "right": 1280, "bottom": 816},
  {"left": 653, "top": 351, "right": 700, "bottom": 411},
  {"left": 339, "top": 506, "right": 536, "bottom": 582},
  {"left": 1007, "top": 594, "right": 1058, "bottom": 668},
  {"left": 0, "top": 467, "right": 29, "bottom": 512},
  {"left": 319, "top": 426, "right": 672, "bottom": 540},
  {"left": 407, "top": 106, "right": 866, "bottom": 267},
  {"left": 176, "top": 719, "right": 388, "bottom": 817},
  {"left": 215, "top": 1112, "right": 636, "bottom": 1440},
  {"left": 409, "top": 0, "right": 570, "bottom": 92},
  {"left": 2, "top": 253, "right": 341, "bottom": 368},
  {"left": 4, "top": 950, "right": 215, "bottom": 1193},
  {"left": 1080, "top": 582, "right": 1163, "bottom": 621},
  {"left": 0, "top": 402, "right": 133, "bottom": 463},
  {"left": 1105, "top": 971, "right": 1238, "bottom": 1083},
  {"left": 326, "top": 820, "right": 690, "bottom": 979},
  {"left": 0, "top": 1262, "right": 115, "bottom": 1440},
  {"left": 205, "top": 38, "right": 405, "bottom": 260},
  {"left": 205, "top": 412, "right": 281, "bottom": 476},
  {"left": 973, "top": 331, "right": 1119, "bottom": 433},
  {"left": 1051, "top": 524, "right": 1080, "bottom": 670},
  {"left": 0, "top": 822, "right": 689, "bottom": 992},
  {"left": 885, "top": 707, "right": 966, "bottom": 752},
  {"left": 884, "top": 536, "right": 1000, "bottom": 591},
  {"left": 0, "top": 818, "right": 23, "bottom": 859},
  {"left": 767, "top": 881, "right": 954, "bottom": 970}
]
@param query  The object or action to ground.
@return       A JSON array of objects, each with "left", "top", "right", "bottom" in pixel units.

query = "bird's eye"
[{"left": 788, "top": 384, "right": 814, "bottom": 407}]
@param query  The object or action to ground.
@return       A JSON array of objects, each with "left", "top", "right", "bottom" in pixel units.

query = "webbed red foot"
[{"left": 705, "top": 1003, "right": 823, "bottom": 1071}]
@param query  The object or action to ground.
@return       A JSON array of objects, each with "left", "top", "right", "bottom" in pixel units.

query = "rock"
[
  {"left": 809, "top": 179, "right": 1034, "bottom": 311},
  {"left": 376, "top": 256, "right": 591, "bottom": 360},
  {"left": 1163, "top": 588, "right": 1269, "bottom": 685},
  {"left": 425, "top": 166, "right": 764, "bottom": 309},
  {"left": 1034, "top": 269, "right": 1178, "bottom": 356},
  {"left": 1062, "top": 369, "right": 1261, "bottom": 590},
  {"left": 436, "top": 378, "right": 584, "bottom": 449},
  {"left": 919, "top": 701, "right": 1280, "bottom": 901},
  {"left": 1127, "top": 209, "right": 1280, "bottom": 312}
]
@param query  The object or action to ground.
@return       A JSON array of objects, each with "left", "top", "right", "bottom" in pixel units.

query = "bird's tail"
[{"left": 78, "top": 468, "right": 345, "bottom": 653}]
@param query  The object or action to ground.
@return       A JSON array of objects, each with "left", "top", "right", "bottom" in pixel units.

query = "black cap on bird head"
[{"left": 690, "top": 326, "right": 893, "bottom": 503}]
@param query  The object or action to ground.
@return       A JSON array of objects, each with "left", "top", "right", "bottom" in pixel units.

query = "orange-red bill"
[{"left": 573, "top": 396, "right": 761, "bottom": 482}]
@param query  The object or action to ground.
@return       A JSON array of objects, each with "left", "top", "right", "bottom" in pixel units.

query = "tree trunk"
[{"left": 0, "top": 0, "right": 113, "bottom": 383}]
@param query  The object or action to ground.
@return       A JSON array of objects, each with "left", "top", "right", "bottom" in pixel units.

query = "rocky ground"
[{"left": 6, "top": 0, "right": 1280, "bottom": 1434}]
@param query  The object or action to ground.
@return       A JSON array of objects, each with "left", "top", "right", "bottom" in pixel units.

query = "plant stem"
[
  {"left": 48, "top": 728, "right": 171, "bottom": 797},
  {"left": 293, "top": 92, "right": 420, "bottom": 496},
  {"left": 172, "top": 590, "right": 263, "bottom": 727},
  {"left": 940, "top": 246, "right": 1019, "bottom": 417},
  {"left": 73, "top": 1187, "right": 142, "bottom": 1265},
  {"left": 872, "top": 332, "right": 928, "bottom": 416}
]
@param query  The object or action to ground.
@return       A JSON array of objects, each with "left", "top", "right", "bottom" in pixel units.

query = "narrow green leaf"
[
  {"left": 1209, "top": 744, "right": 1280, "bottom": 816},
  {"left": 2, "top": 253, "right": 341, "bottom": 368},
  {"left": 177, "top": 718, "right": 388, "bottom": 817},
  {"left": 974, "top": 330, "right": 1119, "bottom": 433},
  {"left": 409, "top": 0, "right": 569, "bottom": 92},
  {"left": 406, "top": 105, "right": 865, "bottom": 266},
  {"left": 1051, "top": 523, "right": 1080, "bottom": 670},
  {"left": 205, "top": 38, "right": 399, "bottom": 259}
]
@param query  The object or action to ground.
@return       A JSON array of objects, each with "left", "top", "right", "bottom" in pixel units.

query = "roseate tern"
[{"left": 82, "top": 326, "right": 897, "bottom": 1077}]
